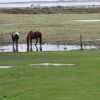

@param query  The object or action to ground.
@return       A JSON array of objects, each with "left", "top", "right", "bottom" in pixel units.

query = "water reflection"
[
  {"left": 0, "top": 44, "right": 96, "bottom": 52},
  {"left": 66, "top": 19, "right": 100, "bottom": 23},
  {"left": 0, "top": 2, "right": 100, "bottom": 8}
]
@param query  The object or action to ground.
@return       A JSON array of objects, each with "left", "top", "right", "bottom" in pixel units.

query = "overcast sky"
[{"left": 0, "top": 0, "right": 58, "bottom": 3}]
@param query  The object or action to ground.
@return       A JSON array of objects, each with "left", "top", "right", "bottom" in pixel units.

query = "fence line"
[{"left": 0, "top": 33, "right": 100, "bottom": 52}]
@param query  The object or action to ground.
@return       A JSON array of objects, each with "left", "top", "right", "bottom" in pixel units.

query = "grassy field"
[
  {"left": 0, "top": 51, "right": 100, "bottom": 100},
  {"left": 1, "top": 13, "right": 100, "bottom": 45},
  {"left": 0, "top": 8, "right": 100, "bottom": 100}
]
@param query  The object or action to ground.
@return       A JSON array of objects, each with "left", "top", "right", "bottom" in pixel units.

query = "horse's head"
[
  {"left": 12, "top": 32, "right": 19, "bottom": 41},
  {"left": 13, "top": 32, "right": 19, "bottom": 36}
]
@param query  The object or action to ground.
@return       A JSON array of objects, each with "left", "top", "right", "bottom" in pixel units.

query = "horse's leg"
[
  {"left": 35, "top": 45, "right": 38, "bottom": 51},
  {"left": 27, "top": 40, "right": 29, "bottom": 52},
  {"left": 35, "top": 39, "right": 38, "bottom": 51},
  {"left": 30, "top": 39, "right": 33, "bottom": 51},
  {"left": 16, "top": 41, "right": 18, "bottom": 52},
  {"left": 12, "top": 41, "right": 15, "bottom": 52},
  {"left": 40, "top": 44, "right": 42, "bottom": 51},
  {"left": 39, "top": 38, "right": 42, "bottom": 51}
]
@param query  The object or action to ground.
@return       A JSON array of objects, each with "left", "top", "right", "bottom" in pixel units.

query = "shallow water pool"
[{"left": 0, "top": 44, "right": 96, "bottom": 52}]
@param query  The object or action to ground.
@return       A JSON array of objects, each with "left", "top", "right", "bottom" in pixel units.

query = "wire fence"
[{"left": 0, "top": 33, "right": 100, "bottom": 52}]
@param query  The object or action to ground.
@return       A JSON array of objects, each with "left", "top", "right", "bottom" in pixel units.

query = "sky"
[
  {"left": 0, "top": 0, "right": 57, "bottom": 3},
  {"left": 1, "top": 0, "right": 31, "bottom": 2},
  {"left": 0, "top": 0, "right": 99, "bottom": 2}
]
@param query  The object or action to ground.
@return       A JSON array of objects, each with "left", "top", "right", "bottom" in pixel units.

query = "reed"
[{"left": 1, "top": 6, "right": 100, "bottom": 14}]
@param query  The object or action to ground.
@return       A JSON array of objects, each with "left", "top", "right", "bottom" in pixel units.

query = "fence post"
[{"left": 80, "top": 34, "right": 83, "bottom": 50}]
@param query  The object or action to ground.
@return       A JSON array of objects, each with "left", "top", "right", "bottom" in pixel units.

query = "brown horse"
[
  {"left": 11, "top": 32, "right": 19, "bottom": 52},
  {"left": 26, "top": 31, "right": 42, "bottom": 51}
]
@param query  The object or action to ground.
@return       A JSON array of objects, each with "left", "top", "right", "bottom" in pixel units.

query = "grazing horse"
[
  {"left": 26, "top": 31, "right": 42, "bottom": 51},
  {"left": 11, "top": 32, "right": 19, "bottom": 52}
]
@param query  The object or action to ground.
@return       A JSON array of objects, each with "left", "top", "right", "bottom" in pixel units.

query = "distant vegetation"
[{"left": 1, "top": 6, "right": 100, "bottom": 14}]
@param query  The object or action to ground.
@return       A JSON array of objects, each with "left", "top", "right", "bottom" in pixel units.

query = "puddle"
[
  {"left": 0, "top": 44, "right": 96, "bottom": 52},
  {"left": 66, "top": 19, "right": 100, "bottom": 23},
  {"left": 1, "top": 20, "right": 100, "bottom": 27},
  {"left": 0, "top": 66, "right": 15, "bottom": 68},
  {"left": 0, "top": 22, "right": 22, "bottom": 26},
  {"left": 30, "top": 63, "right": 75, "bottom": 66}
]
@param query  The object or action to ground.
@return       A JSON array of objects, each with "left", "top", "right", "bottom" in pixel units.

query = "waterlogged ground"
[
  {"left": 0, "top": 66, "right": 15, "bottom": 68},
  {"left": 0, "top": 44, "right": 97, "bottom": 52},
  {"left": 0, "top": 63, "right": 75, "bottom": 68},
  {"left": 1, "top": 19, "right": 100, "bottom": 26}
]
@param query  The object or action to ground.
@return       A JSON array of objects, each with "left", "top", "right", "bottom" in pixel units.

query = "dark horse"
[
  {"left": 11, "top": 32, "right": 19, "bottom": 52},
  {"left": 26, "top": 31, "right": 42, "bottom": 51}
]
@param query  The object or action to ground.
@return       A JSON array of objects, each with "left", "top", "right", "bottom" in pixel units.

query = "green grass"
[{"left": 0, "top": 51, "right": 100, "bottom": 100}]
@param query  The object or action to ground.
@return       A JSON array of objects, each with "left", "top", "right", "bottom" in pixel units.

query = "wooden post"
[{"left": 80, "top": 34, "right": 83, "bottom": 50}]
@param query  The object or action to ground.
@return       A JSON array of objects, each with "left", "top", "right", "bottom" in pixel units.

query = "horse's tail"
[
  {"left": 26, "top": 35, "right": 30, "bottom": 52},
  {"left": 26, "top": 36, "right": 28, "bottom": 44},
  {"left": 12, "top": 34, "right": 14, "bottom": 40}
]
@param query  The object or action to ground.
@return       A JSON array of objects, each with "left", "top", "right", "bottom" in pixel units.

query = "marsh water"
[
  {"left": 0, "top": 2, "right": 100, "bottom": 8},
  {"left": 0, "top": 44, "right": 96, "bottom": 52},
  {"left": 1, "top": 19, "right": 100, "bottom": 27}
]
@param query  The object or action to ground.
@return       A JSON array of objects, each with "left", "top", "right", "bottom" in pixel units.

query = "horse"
[
  {"left": 26, "top": 31, "right": 42, "bottom": 51},
  {"left": 11, "top": 32, "right": 19, "bottom": 52}
]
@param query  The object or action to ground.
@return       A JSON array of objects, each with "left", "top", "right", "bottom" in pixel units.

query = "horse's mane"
[{"left": 13, "top": 32, "right": 20, "bottom": 36}]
